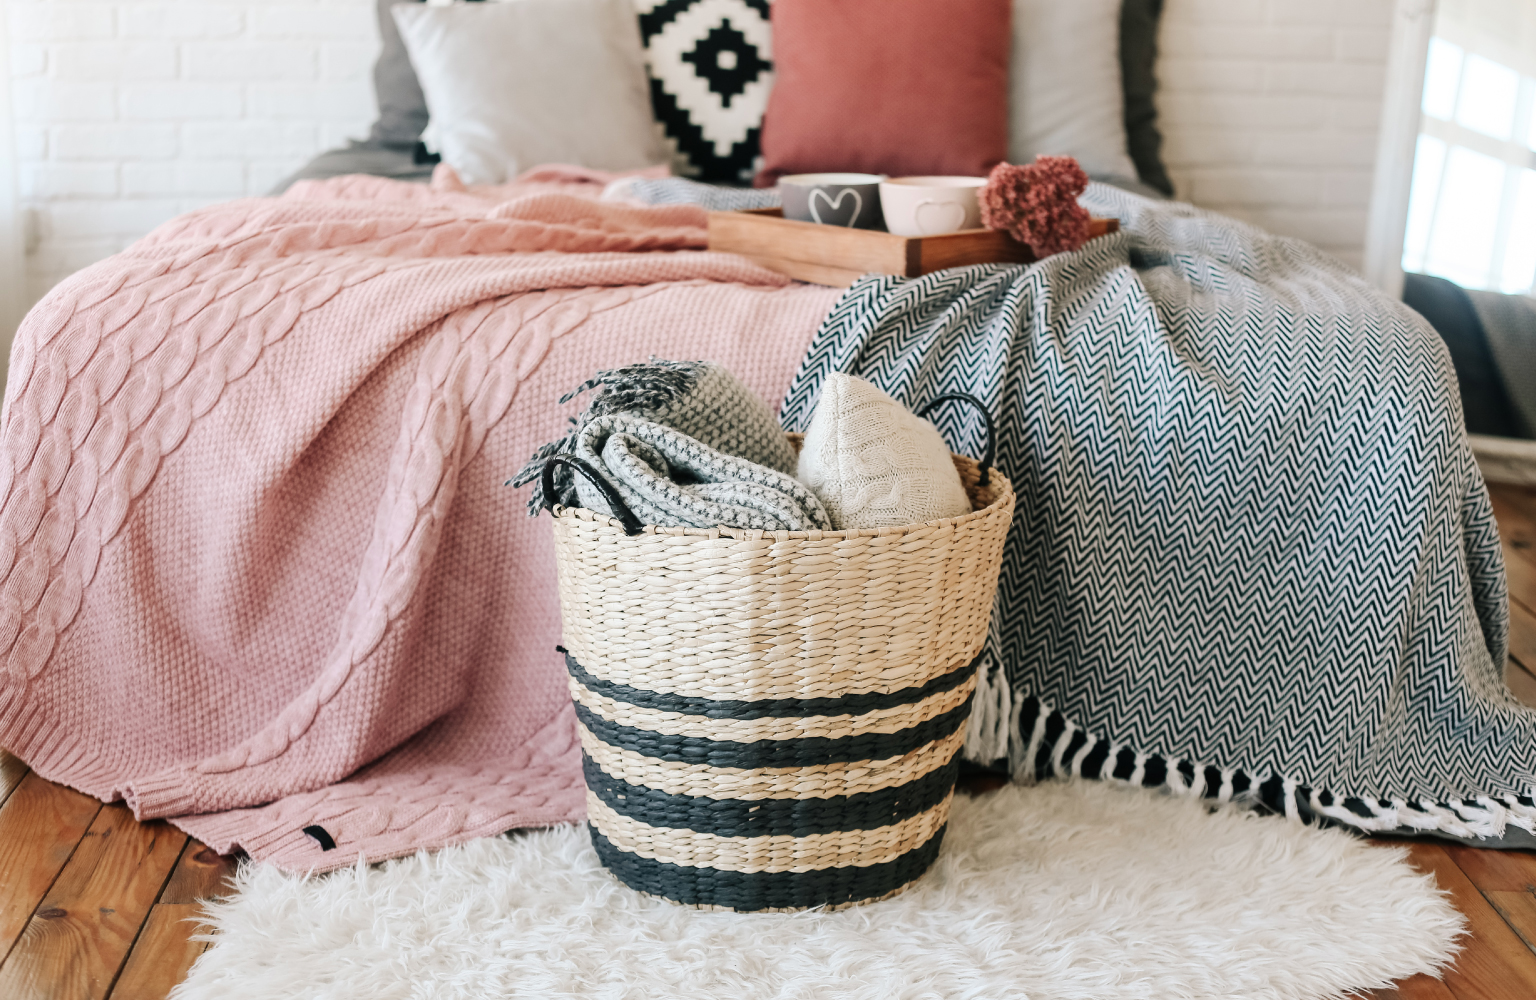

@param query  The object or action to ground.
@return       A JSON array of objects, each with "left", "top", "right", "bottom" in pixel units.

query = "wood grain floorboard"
[
  {"left": 106, "top": 906, "right": 209, "bottom": 1000},
  {"left": 0, "top": 805, "right": 184, "bottom": 1000},
  {"left": 109, "top": 839, "right": 235, "bottom": 1000},
  {"left": 1367, "top": 974, "right": 1463, "bottom": 1000},
  {"left": 1444, "top": 846, "right": 1536, "bottom": 957},
  {"left": 1503, "top": 544, "right": 1536, "bottom": 618},
  {"left": 1488, "top": 490, "right": 1536, "bottom": 613},
  {"left": 0, "top": 772, "right": 103, "bottom": 966},
  {"left": 0, "top": 486, "right": 1534, "bottom": 998},
  {"left": 1400, "top": 842, "right": 1536, "bottom": 1000},
  {"left": 0, "top": 748, "right": 28, "bottom": 807},
  {"left": 1505, "top": 658, "right": 1536, "bottom": 709},
  {"left": 1509, "top": 601, "right": 1536, "bottom": 672}
]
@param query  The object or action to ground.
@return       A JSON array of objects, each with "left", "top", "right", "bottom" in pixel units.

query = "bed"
[
  {"left": 0, "top": 168, "right": 843, "bottom": 869},
  {"left": 2, "top": 0, "right": 1532, "bottom": 871}
]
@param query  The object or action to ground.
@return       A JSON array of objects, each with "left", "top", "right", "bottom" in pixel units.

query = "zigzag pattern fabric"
[
  {"left": 622, "top": 176, "right": 781, "bottom": 212},
  {"left": 780, "top": 183, "right": 1536, "bottom": 841}
]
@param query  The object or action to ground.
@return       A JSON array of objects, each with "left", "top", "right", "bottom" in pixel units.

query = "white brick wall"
[
  {"left": 1159, "top": 0, "right": 1396, "bottom": 272},
  {"left": 7, "top": 0, "right": 1396, "bottom": 306},
  {"left": 7, "top": 0, "right": 377, "bottom": 306}
]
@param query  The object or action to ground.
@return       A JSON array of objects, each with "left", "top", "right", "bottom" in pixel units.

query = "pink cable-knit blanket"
[{"left": 0, "top": 165, "right": 840, "bottom": 871}]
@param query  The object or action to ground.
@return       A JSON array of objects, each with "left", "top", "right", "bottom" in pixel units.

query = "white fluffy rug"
[{"left": 175, "top": 781, "right": 1462, "bottom": 1000}]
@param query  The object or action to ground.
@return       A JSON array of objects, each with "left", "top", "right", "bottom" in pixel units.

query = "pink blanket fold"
[{"left": 0, "top": 169, "right": 840, "bottom": 871}]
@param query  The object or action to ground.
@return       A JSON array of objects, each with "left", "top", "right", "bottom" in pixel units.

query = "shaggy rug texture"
[{"left": 175, "top": 781, "right": 1462, "bottom": 1000}]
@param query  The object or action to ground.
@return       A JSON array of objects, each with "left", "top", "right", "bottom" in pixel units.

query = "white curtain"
[{"left": 0, "top": 4, "right": 25, "bottom": 400}]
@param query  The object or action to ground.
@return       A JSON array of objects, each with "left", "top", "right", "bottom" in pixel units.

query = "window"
[{"left": 1401, "top": 37, "right": 1536, "bottom": 294}]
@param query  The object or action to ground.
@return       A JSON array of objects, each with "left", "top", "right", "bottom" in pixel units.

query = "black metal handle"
[
  {"left": 918, "top": 393, "right": 995, "bottom": 488},
  {"left": 541, "top": 455, "right": 645, "bottom": 536}
]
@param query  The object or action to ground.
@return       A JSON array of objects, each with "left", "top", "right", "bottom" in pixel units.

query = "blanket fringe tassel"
[
  {"left": 962, "top": 653, "right": 1012, "bottom": 766},
  {"left": 975, "top": 691, "right": 1536, "bottom": 842}
]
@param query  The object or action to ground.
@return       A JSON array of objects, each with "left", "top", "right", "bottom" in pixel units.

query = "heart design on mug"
[
  {"left": 914, "top": 199, "right": 968, "bottom": 235},
  {"left": 809, "top": 187, "right": 863, "bottom": 227}
]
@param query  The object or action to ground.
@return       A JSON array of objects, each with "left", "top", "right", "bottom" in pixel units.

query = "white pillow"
[
  {"left": 393, "top": 0, "right": 668, "bottom": 185},
  {"left": 797, "top": 374, "right": 973, "bottom": 531},
  {"left": 1010, "top": 0, "right": 1137, "bottom": 180}
]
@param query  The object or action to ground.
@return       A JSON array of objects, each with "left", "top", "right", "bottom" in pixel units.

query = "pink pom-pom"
[{"left": 978, "top": 156, "right": 1092, "bottom": 257}]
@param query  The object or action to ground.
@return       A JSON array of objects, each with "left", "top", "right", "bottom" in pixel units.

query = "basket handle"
[
  {"left": 541, "top": 455, "right": 645, "bottom": 537},
  {"left": 918, "top": 393, "right": 995, "bottom": 488}
]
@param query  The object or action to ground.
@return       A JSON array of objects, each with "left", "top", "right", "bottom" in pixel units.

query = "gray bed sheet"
[{"left": 268, "top": 140, "right": 434, "bottom": 196}]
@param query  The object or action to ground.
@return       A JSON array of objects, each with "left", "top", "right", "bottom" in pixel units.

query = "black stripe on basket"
[
  {"left": 583, "top": 750, "right": 961, "bottom": 837},
  {"left": 566, "top": 651, "right": 978, "bottom": 720},
  {"left": 589, "top": 822, "right": 949, "bottom": 911},
  {"left": 572, "top": 696, "right": 974, "bottom": 768}
]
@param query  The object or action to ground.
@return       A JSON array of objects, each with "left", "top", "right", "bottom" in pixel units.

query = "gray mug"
[{"left": 780, "top": 173, "right": 885, "bottom": 230}]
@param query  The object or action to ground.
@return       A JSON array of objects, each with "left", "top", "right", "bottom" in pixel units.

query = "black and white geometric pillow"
[{"left": 634, "top": 0, "right": 773, "bottom": 185}]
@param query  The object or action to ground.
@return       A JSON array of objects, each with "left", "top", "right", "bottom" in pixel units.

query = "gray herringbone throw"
[
  {"left": 512, "top": 359, "right": 831, "bottom": 532},
  {"left": 781, "top": 180, "right": 1536, "bottom": 846}
]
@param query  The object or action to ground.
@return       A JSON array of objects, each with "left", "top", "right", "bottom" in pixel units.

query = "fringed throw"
[
  {"left": 781, "top": 181, "right": 1536, "bottom": 844},
  {"left": 511, "top": 358, "right": 831, "bottom": 531}
]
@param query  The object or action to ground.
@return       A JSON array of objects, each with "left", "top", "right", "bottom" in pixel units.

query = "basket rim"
[{"left": 550, "top": 462, "right": 1015, "bottom": 542}]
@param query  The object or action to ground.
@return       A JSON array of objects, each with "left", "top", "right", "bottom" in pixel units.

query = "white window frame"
[{"left": 1365, "top": 0, "right": 1439, "bottom": 298}]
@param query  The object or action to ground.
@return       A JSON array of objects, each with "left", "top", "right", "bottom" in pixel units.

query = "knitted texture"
[
  {"left": 0, "top": 164, "right": 841, "bottom": 871},
  {"left": 798, "top": 374, "right": 972, "bottom": 530},
  {"left": 571, "top": 414, "right": 831, "bottom": 531},
  {"left": 512, "top": 360, "right": 829, "bottom": 531}
]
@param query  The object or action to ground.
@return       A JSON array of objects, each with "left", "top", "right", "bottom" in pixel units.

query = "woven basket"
[{"left": 543, "top": 395, "right": 1015, "bottom": 911}]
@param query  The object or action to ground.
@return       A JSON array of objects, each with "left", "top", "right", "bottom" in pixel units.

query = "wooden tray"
[{"left": 707, "top": 208, "right": 1119, "bottom": 287}]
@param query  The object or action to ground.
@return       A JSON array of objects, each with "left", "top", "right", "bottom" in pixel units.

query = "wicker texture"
[
  {"left": 585, "top": 794, "right": 955, "bottom": 871},
  {"left": 551, "top": 447, "right": 1014, "bottom": 911},
  {"left": 570, "top": 669, "right": 976, "bottom": 741},
  {"left": 577, "top": 726, "right": 969, "bottom": 800}
]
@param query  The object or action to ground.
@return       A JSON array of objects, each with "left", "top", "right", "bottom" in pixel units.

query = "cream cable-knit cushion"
[{"left": 798, "top": 374, "right": 973, "bottom": 530}]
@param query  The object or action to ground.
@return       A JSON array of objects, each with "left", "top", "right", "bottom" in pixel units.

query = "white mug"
[{"left": 879, "top": 176, "right": 986, "bottom": 237}]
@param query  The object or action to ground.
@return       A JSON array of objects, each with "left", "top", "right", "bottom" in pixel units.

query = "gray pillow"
[
  {"left": 268, "top": 141, "right": 435, "bottom": 196},
  {"left": 1120, "top": 0, "right": 1173, "bottom": 196},
  {"left": 1009, "top": 0, "right": 1137, "bottom": 181},
  {"left": 393, "top": 0, "right": 667, "bottom": 185},
  {"left": 369, "top": 0, "right": 427, "bottom": 149}
]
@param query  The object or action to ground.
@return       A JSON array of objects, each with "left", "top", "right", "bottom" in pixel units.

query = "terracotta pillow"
[{"left": 755, "top": 0, "right": 1011, "bottom": 187}]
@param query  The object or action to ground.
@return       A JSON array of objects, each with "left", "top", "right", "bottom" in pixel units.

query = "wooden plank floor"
[{"left": 4, "top": 486, "right": 1536, "bottom": 997}]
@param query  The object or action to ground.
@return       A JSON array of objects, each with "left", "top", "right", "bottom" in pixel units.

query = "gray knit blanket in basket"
[
  {"left": 511, "top": 359, "right": 831, "bottom": 532},
  {"left": 780, "top": 181, "right": 1536, "bottom": 846}
]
